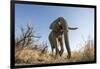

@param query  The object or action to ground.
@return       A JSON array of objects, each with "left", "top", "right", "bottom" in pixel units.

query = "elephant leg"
[
  {"left": 50, "top": 32, "right": 59, "bottom": 56},
  {"left": 54, "top": 38, "right": 59, "bottom": 56},
  {"left": 58, "top": 35, "right": 64, "bottom": 56},
  {"left": 64, "top": 31, "right": 71, "bottom": 59},
  {"left": 49, "top": 31, "right": 59, "bottom": 57},
  {"left": 49, "top": 32, "right": 55, "bottom": 56}
]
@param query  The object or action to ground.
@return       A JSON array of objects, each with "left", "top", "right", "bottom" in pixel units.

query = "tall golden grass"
[{"left": 15, "top": 39, "right": 95, "bottom": 64}]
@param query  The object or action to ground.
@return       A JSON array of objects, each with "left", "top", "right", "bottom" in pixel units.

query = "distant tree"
[{"left": 15, "top": 23, "right": 41, "bottom": 50}]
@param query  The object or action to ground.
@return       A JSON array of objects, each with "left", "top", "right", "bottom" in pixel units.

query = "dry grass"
[{"left": 15, "top": 39, "right": 95, "bottom": 65}]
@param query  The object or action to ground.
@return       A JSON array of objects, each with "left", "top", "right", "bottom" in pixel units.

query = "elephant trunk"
[{"left": 64, "top": 31, "right": 71, "bottom": 59}]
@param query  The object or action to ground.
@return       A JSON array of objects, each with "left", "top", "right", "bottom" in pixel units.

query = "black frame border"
[{"left": 10, "top": 1, "right": 97, "bottom": 69}]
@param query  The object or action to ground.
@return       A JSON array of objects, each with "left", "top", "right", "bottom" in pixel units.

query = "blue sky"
[{"left": 15, "top": 4, "right": 94, "bottom": 52}]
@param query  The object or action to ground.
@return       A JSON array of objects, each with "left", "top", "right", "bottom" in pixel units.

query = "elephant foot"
[
  {"left": 59, "top": 50, "right": 63, "bottom": 56},
  {"left": 67, "top": 54, "right": 71, "bottom": 59}
]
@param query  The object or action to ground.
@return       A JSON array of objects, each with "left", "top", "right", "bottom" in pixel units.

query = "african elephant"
[{"left": 49, "top": 17, "right": 78, "bottom": 59}]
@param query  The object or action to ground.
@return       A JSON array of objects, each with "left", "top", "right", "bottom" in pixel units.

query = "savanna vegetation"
[{"left": 15, "top": 23, "right": 95, "bottom": 65}]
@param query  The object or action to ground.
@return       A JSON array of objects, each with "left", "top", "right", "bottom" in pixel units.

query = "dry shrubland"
[{"left": 15, "top": 24, "right": 95, "bottom": 65}]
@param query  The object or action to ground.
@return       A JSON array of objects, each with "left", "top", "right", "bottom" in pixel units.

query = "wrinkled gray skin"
[{"left": 49, "top": 17, "right": 78, "bottom": 59}]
